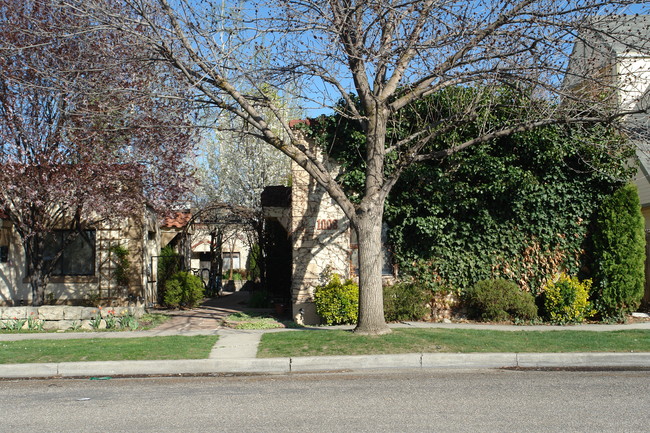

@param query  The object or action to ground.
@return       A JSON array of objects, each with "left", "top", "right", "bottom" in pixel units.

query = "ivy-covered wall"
[
  {"left": 306, "top": 88, "right": 635, "bottom": 295},
  {"left": 386, "top": 125, "right": 633, "bottom": 294}
]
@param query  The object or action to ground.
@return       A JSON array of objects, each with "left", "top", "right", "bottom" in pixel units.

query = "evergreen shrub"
[
  {"left": 163, "top": 271, "right": 205, "bottom": 308},
  {"left": 592, "top": 184, "right": 646, "bottom": 320},
  {"left": 464, "top": 278, "right": 538, "bottom": 322},
  {"left": 157, "top": 246, "right": 182, "bottom": 303},
  {"left": 249, "top": 290, "right": 270, "bottom": 308},
  {"left": 383, "top": 282, "right": 430, "bottom": 322},
  {"left": 246, "top": 244, "right": 262, "bottom": 282},
  {"left": 313, "top": 274, "right": 359, "bottom": 325},
  {"left": 542, "top": 274, "right": 594, "bottom": 324},
  {"left": 224, "top": 269, "right": 247, "bottom": 281}
]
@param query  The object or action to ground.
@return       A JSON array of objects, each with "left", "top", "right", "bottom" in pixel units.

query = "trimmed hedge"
[{"left": 464, "top": 278, "right": 538, "bottom": 322}]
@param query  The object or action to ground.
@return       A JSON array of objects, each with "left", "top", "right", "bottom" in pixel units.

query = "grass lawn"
[
  {"left": 0, "top": 335, "right": 218, "bottom": 364},
  {"left": 257, "top": 328, "right": 650, "bottom": 358}
]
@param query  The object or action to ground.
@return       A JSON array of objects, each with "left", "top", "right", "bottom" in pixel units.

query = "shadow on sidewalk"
[{"left": 151, "top": 290, "right": 274, "bottom": 332}]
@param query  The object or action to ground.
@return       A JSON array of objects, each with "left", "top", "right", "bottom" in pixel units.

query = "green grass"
[
  {"left": 0, "top": 335, "right": 218, "bottom": 364},
  {"left": 136, "top": 313, "right": 171, "bottom": 330},
  {"left": 224, "top": 312, "right": 288, "bottom": 330},
  {"left": 257, "top": 329, "right": 650, "bottom": 358}
]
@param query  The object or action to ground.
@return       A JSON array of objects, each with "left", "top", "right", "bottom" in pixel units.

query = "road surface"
[{"left": 1, "top": 369, "right": 648, "bottom": 432}]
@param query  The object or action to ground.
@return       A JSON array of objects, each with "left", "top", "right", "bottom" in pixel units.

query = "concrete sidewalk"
[
  {"left": 2, "top": 296, "right": 650, "bottom": 379},
  {"left": 2, "top": 322, "right": 650, "bottom": 379}
]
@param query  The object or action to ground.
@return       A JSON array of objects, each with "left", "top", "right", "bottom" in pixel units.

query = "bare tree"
[
  {"left": 74, "top": 0, "right": 650, "bottom": 334},
  {"left": 0, "top": 0, "right": 196, "bottom": 305},
  {"left": 196, "top": 111, "right": 292, "bottom": 210}
]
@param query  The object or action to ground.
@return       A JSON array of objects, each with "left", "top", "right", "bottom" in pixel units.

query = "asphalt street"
[{"left": 1, "top": 369, "right": 649, "bottom": 432}]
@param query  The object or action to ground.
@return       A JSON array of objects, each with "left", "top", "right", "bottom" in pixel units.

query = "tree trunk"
[
  {"left": 353, "top": 206, "right": 391, "bottom": 335},
  {"left": 29, "top": 275, "right": 47, "bottom": 307},
  {"left": 208, "top": 230, "right": 223, "bottom": 296},
  {"left": 25, "top": 236, "right": 47, "bottom": 306}
]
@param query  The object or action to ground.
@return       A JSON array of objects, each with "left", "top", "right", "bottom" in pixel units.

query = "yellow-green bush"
[
  {"left": 313, "top": 274, "right": 359, "bottom": 325},
  {"left": 543, "top": 274, "right": 594, "bottom": 324}
]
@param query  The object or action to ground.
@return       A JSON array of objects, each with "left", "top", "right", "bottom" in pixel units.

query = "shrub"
[
  {"left": 313, "top": 274, "right": 359, "bottom": 325},
  {"left": 224, "top": 269, "right": 247, "bottom": 281},
  {"left": 110, "top": 245, "right": 131, "bottom": 287},
  {"left": 163, "top": 271, "right": 205, "bottom": 308},
  {"left": 246, "top": 244, "right": 262, "bottom": 282},
  {"left": 157, "top": 246, "right": 182, "bottom": 303},
  {"left": 542, "top": 274, "right": 594, "bottom": 324},
  {"left": 592, "top": 184, "right": 646, "bottom": 320},
  {"left": 383, "top": 282, "right": 430, "bottom": 322},
  {"left": 249, "top": 290, "right": 270, "bottom": 308},
  {"left": 464, "top": 278, "right": 538, "bottom": 322}
]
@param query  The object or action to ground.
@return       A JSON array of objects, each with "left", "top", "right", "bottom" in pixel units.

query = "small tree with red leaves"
[{"left": 0, "top": 0, "right": 196, "bottom": 305}]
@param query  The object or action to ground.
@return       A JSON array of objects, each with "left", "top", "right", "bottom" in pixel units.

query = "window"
[
  {"left": 43, "top": 230, "right": 96, "bottom": 276},
  {"left": 0, "top": 245, "right": 7, "bottom": 263},
  {"left": 222, "top": 252, "right": 240, "bottom": 271}
]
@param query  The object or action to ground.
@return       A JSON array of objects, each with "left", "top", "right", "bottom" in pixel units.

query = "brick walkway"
[{"left": 150, "top": 290, "right": 253, "bottom": 332}]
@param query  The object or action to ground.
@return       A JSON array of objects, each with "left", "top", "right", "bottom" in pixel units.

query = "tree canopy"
[
  {"left": 0, "top": 0, "right": 196, "bottom": 305},
  {"left": 66, "top": 0, "right": 650, "bottom": 333}
]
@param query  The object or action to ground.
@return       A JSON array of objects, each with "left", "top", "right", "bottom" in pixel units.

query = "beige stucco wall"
[
  {"left": 0, "top": 214, "right": 152, "bottom": 306},
  {"left": 288, "top": 139, "right": 352, "bottom": 325},
  {"left": 189, "top": 227, "right": 251, "bottom": 274}
]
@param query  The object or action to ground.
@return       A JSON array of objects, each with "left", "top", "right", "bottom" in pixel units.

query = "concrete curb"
[
  {"left": 515, "top": 352, "right": 650, "bottom": 368},
  {"left": 2, "top": 352, "right": 649, "bottom": 379}
]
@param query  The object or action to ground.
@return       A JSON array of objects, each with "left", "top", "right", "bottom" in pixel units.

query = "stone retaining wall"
[{"left": 0, "top": 305, "right": 145, "bottom": 331}]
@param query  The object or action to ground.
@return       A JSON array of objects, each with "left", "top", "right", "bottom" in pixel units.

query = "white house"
[{"left": 568, "top": 15, "right": 650, "bottom": 302}]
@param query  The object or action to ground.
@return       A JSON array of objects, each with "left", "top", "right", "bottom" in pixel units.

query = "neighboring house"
[
  {"left": 0, "top": 209, "right": 159, "bottom": 306},
  {"left": 190, "top": 228, "right": 250, "bottom": 275},
  {"left": 568, "top": 15, "right": 650, "bottom": 302},
  {"left": 160, "top": 209, "right": 252, "bottom": 282}
]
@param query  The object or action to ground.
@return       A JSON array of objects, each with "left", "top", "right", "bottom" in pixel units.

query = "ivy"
[
  {"left": 109, "top": 245, "right": 131, "bottom": 287},
  {"left": 307, "top": 87, "right": 634, "bottom": 295}
]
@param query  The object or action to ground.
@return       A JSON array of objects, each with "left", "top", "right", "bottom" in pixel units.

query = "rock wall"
[
  {"left": 0, "top": 305, "right": 144, "bottom": 331},
  {"left": 289, "top": 140, "right": 351, "bottom": 325}
]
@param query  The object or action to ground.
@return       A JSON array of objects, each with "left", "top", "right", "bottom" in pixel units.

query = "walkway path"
[{"left": 151, "top": 290, "right": 252, "bottom": 333}]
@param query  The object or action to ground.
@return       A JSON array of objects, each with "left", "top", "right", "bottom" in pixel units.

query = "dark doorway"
[{"left": 263, "top": 218, "right": 292, "bottom": 306}]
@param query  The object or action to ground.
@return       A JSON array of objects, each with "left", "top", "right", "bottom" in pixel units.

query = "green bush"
[
  {"left": 464, "top": 278, "right": 538, "bottom": 322},
  {"left": 383, "top": 282, "right": 430, "bottom": 322},
  {"left": 592, "top": 184, "right": 646, "bottom": 320},
  {"left": 542, "top": 274, "right": 594, "bottom": 324},
  {"left": 223, "top": 269, "right": 247, "bottom": 281},
  {"left": 157, "top": 246, "right": 182, "bottom": 304},
  {"left": 163, "top": 271, "right": 205, "bottom": 308},
  {"left": 246, "top": 244, "right": 262, "bottom": 282},
  {"left": 110, "top": 245, "right": 131, "bottom": 287},
  {"left": 313, "top": 274, "right": 359, "bottom": 325},
  {"left": 248, "top": 290, "right": 270, "bottom": 308}
]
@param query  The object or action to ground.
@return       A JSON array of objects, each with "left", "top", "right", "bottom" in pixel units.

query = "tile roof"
[{"left": 161, "top": 211, "right": 191, "bottom": 229}]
